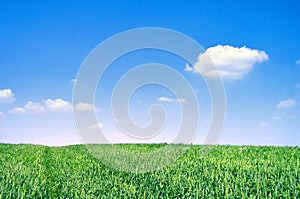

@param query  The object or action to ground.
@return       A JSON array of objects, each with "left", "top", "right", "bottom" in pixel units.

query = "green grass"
[{"left": 0, "top": 144, "right": 299, "bottom": 198}]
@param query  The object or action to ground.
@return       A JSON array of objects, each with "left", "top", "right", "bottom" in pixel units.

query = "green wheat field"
[{"left": 0, "top": 144, "right": 299, "bottom": 198}]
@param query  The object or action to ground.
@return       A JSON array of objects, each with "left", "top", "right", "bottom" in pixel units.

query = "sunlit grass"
[{"left": 0, "top": 144, "right": 299, "bottom": 198}]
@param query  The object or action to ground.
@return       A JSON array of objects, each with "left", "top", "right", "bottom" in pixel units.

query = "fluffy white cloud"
[
  {"left": 0, "top": 89, "right": 15, "bottom": 103},
  {"left": 9, "top": 99, "right": 100, "bottom": 114},
  {"left": 189, "top": 45, "right": 268, "bottom": 79},
  {"left": 276, "top": 99, "right": 296, "bottom": 109},
  {"left": 9, "top": 98, "right": 72, "bottom": 114},
  {"left": 25, "top": 101, "right": 45, "bottom": 112},
  {"left": 75, "top": 102, "right": 97, "bottom": 111},
  {"left": 157, "top": 97, "right": 186, "bottom": 103},
  {"left": 44, "top": 99, "right": 72, "bottom": 112}
]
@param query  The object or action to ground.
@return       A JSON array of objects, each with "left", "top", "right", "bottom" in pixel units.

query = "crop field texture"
[{"left": 0, "top": 144, "right": 299, "bottom": 198}]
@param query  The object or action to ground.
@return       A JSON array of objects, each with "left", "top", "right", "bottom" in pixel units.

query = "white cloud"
[
  {"left": 0, "top": 111, "right": 4, "bottom": 118},
  {"left": 70, "top": 79, "right": 78, "bottom": 84},
  {"left": 75, "top": 102, "right": 97, "bottom": 111},
  {"left": 10, "top": 99, "right": 98, "bottom": 114},
  {"left": 276, "top": 99, "right": 296, "bottom": 109},
  {"left": 44, "top": 99, "right": 72, "bottom": 112},
  {"left": 0, "top": 89, "right": 15, "bottom": 103},
  {"left": 190, "top": 45, "right": 268, "bottom": 79},
  {"left": 259, "top": 122, "right": 269, "bottom": 127},
  {"left": 296, "top": 59, "right": 300, "bottom": 65},
  {"left": 157, "top": 97, "right": 186, "bottom": 103},
  {"left": 177, "top": 98, "right": 186, "bottom": 103},
  {"left": 25, "top": 101, "right": 45, "bottom": 112},
  {"left": 9, "top": 98, "right": 72, "bottom": 114},
  {"left": 184, "top": 63, "right": 194, "bottom": 72},
  {"left": 157, "top": 97, "right": 174, "bottom": 102}
]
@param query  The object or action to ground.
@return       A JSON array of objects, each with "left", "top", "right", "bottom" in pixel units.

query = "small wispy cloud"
[
  {"left": 157, "top": 97, "right": 186, "bottom": 104},
  {"left": 89, "top": 122, "right": 103, "bottom": 129},
  {"left": 184, "top": 63, "right": 195, "bottom": 72},
  {"left": 157, "top": 97, "right": 173, "bottom": 102},
  {"left": 75, "top": 102, "right": 98, "bottom": 112},
  {"left": 276, "top": 99, "right": 296, "bottom": 109},
  {"left": 272, "top": 116, "right": 281, "bottom": 120},
  {"left": 70, "top": 79, "right": 78, "bottom": 84},
  {"left": 9, "top": 107, "right": 27, "bottom": 114},
  {"left": 259, "top": 122, "right": 269, "bottom": 127},
  {"left": 296, "top": 84, "right": 300, "bottom": 88},
  {"left": 0, "top": 89, "right": 15, "bottom": 103},
  {"left": 296, "top": 59, "right": 300, "bottom": 65}
]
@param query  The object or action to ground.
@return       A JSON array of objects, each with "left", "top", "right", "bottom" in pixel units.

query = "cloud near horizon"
[
  {"left": 9, "top": 97, "right": 99, "bottom": 114},
  {"left": 9, "top": 98, "right": 72, "bottom": 114},
  {"left": 0, "top": 89, "right": 15, "bottom": 103},
  {"left": 186, "top": 45, "right": 269, "bottom": 79}
]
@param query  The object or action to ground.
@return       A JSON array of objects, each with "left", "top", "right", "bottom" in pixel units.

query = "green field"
[{"left": 0, "top": 144, "right": 299, "bottom": 198}]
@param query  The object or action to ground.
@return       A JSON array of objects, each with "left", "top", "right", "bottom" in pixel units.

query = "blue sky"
[{"left": 0, "top": 0, "right": 299, "bottom": 146}]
